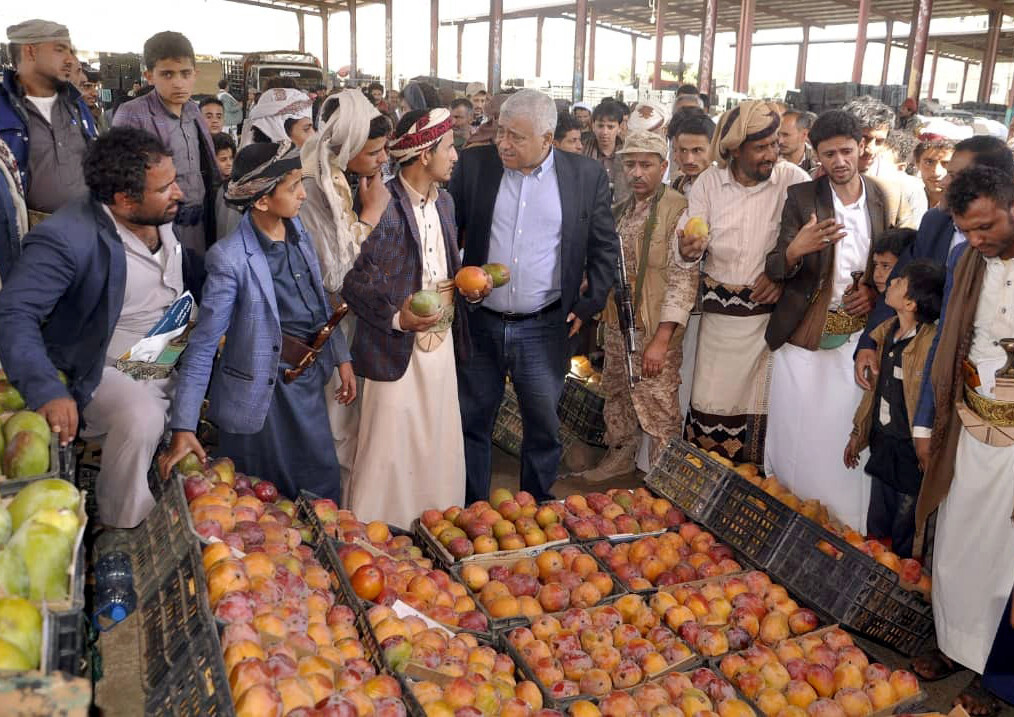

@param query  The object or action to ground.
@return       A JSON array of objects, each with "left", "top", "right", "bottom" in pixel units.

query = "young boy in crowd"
[
  {"left": 871, "top": 228, "right": 916, "bottom": 293},
  {"left": 583, "top": 100, "right": 629, "bottom": 202},
  {"left": 844, "top": 259, "right": 945, "bottom": 558},
  {"left": 200, "top": 97, "right": 225, "bottom": 134},
  {"left": 162, "top": 141, "right": 355, "bottom": 503},
  {"left": 212, "top": 133, "right": 241, "bottom": 240},
  {"left": 553, "top": 112, "right": 584, "bottom": 154}
]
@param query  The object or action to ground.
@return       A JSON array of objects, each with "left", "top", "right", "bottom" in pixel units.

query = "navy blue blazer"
[
  {"left": 858, "top": 208, "right": 955, "bottom": 351},
  {"left": 448, "top": 145, "right": 618, "bottom": 322},
  {"left": 0, "top": 196, "right": 202, "bottom": 412},
  {"left": 172, "top": 212, "right": 351, "bottom": 435}
]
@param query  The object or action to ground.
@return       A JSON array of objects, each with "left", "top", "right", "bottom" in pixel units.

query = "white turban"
[{"left": 240, "top": 88, "right": 313, "bottom": 148}]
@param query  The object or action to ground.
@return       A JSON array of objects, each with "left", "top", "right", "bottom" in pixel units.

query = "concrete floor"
[{"left": 91, "top": 445, "right": 1013, "bottom": 716}]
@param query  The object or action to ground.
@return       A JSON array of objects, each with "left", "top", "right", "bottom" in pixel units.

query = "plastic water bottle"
[{"left": 92, "top": 551, "right": 136, "bottom": 631}]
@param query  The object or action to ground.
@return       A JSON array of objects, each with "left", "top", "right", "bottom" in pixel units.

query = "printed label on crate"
[{"left": 391, "top": 599, "right": 455, "bottom": 637}]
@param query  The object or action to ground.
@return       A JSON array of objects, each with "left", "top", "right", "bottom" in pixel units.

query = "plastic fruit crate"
[
  {"left": 644, "top": 439, "right": 734, "bottom": 521},
  {"left": 0, "top": 431, "right": 76, "bottom": 490},
  {"left": 765, "top": 514, "right": 933, "bottom": 655},
  {"left": 132, "top": 481, "right": 194, "bottom": 602},
  {"left": 557, "top": 376, "right": 606, "bottom": 447},
  {"left": 143, "top": 632, "right": 233, "bottom": 717},
  {"left": 493, "top": 381, "right": 579, "bottom": 458},
  {"left": 295, "top": 489, "right": 412, "bottom": 546},
  {"left": 701, "top": 473, "right": 794, "bottom": 569},
  {"left": 45, "top": 608, "right": 87, "bottom": 676}
]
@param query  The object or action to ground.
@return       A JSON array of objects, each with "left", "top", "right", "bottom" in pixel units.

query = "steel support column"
[
  {"left": 535, "top": 16, "right": 544, "bottom": 77},
  {"left": 851, "top": 0, "right": 870, "bottom": 83},
  {"left": 959, "top": 61, "right": 969, "bottom": 102},
  {"left": 977, "top": 9, "right": 1001, "bottom": 102},
  {"left": 349, "top": 0, "right": 357, "bottom": 84},
  {"left": 631, "top": 35, "right": 637, "bottom": 83},
  {"left": 796, "top": 24, "right": 809, "bottom": 87},
  {"left": 296, "top": 10, "right": 305, "bottom": 52},
  {"left": 927, "top": 44, "right": 938, "bottom": 98},
  {"left": 734, "top": 0, "right": 756, "bottom": 93},
  {"left": 430, "top": 0, "right": 439, "bottom": 77},
  {"left": 679, "top": 32, "right": 686, "bottom": 82},
  {"left": 880, "top": 20, "right": 893, "bottom": 85},
  {"left": 653, "top": 0, "right": 666, "bottom": 89},
  {"left": 589, "top": 6, "right": 597, "bottom": 81},
  {"left": 385, "top": 0, "right": 393, "bottom": 93},
  {"left": 488, "top": 0, "right": 503, "bottom": 94},
  {"left": 321, "top": 7, "right": 330, "bottom": 88},
  {"left": 573, "top": 0, "right": 588, "bottom": 101},
  {"left": 902, "top": 0, "right": 919, "bottom": 86},
  {"left": 698, "top": 0, "right": 718, "bottom": 102},
  {"left": 457, "top": 23, "right": 464, "bottom": 77},
  {"left": 905, "top": 0, "right": 932, "bottom": 100}
]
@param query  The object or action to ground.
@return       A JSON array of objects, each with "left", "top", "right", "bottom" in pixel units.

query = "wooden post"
[
  {"left": 385, "top": 0, "right": 393, "bottom": 93},
  {"left": 734, "top": 0, "right": 756, "bottom": 93},
  {"left": 977, "top": 9, "right": 1001, "bottom": 102},
  {"left": 457, "top": 23, "right": 464, "bottom": 77},
  {"left": 349, "top": 0, "right": 357, "bottom": 85},
  {"left": 796, "top": 24, "right": 809, "bottom": 88},
  {"left": 589, "top": 6, "right": 597, "bottom": 82},
  {"left": 653, "top": 0, "right": 666, "bottom": 89},
  {"left": 959, "top": 61, "right": 969, "bottom": 103},
  {"left": 851, "top": 0, "right": 870, "bottom": 83},
  {"left": 678, "top": 32, "right": 686, "bottom": 82},
  {"left": 321, "top": 7, "right": 330, "bottom": 88},
  {"left": 296, "top": 11, "right": 305, "bottom": 53},
  {"left": 927, "top": 45, "right": 938, "bottom": 98},
  {"left": 573, "top": 0, "right": 588, "bottom": 101},
  {"left": 906, "top": 0, "right": 932, "bottom": 100},
  {"left": 880, "top": 20, "right": 893, "bottom": 86},
  {"left": 535, "top": 16, "right": 544, "bottom": 78},
  {"left": 630, "top": 35, "right": 637, "bottom": 83},
  {"left": 698, "top": 0, "right": 718, "bottom": 102},
  {"left": 488, "top": 0, "right": 503, "bottom": 94},
  {"left": 430, "top": 0, "right": 439, "bottom": 77}
]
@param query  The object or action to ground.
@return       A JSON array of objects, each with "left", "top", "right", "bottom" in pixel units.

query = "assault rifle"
[{"left": 614, "top": 241, "right": 640, "bottom": 389}]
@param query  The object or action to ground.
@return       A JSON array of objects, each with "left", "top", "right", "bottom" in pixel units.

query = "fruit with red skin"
[
  {"left": 184, "top": 475, "right": 213, "bottom": 501},
  {"left": 253, "top": 481, "right": 279, "bottom": 503},
  {"left": 805, "top": 664, "right": 836, "bottom": 698}
]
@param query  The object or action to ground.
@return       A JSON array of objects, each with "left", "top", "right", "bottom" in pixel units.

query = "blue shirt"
[
  {"left": 252, "top": 217, "right": 328, "bottom": 341},
  {"left": 484, "top": 149, "right": 563, "bottom": 313}
]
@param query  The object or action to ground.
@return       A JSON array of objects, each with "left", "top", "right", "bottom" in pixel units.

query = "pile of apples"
[
  {"left": 363, "top": 605, "right": 552, "bottom": 716},
  {"left": 590, "top": 527, "right": 743, "bottom": 591},
  {"left": 561, "top": 489, "right": 684, "bottom": 540},
  {"left": 651, "top": 571, "right": 822, "bottom": 658},
  {"left": 506, "top": 594, "right": 694, "bottom": 701},
  {"left": 181, "top": 457, "right": 315, "bottom": 550},
  {"left": 457, "top": 546, "right": 618, "bottom": 620},
  {"left": 310, "top": 499, "right": 427, "bottom": 561},
  {"left": 723, "top": 457, "right": 931, "bottom": 593},
  {"left": 337, "top": 544, "right": 489, "bottom": 632},
  {"left": 201, "top": 541, "right": 408, "bottom": 717},
  {"left": 718, "top": 627, "right": 921, "bottom": 717},
  {"left": 568, "top": 668, "right": 754, "bottom": 717},
  {"left": 419, "top": 489, "right": 568, "bottom": 560}
]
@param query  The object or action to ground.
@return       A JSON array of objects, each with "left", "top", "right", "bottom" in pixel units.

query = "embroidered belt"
[
  {"left": 700, "top": 277, "right": 773, "bottom": 317},
  {"left": 962, "top": 384, "right": 1014, "bottom": 427},
  {"left": 822, "top": 308, "right": 867, "bottom": 337}
]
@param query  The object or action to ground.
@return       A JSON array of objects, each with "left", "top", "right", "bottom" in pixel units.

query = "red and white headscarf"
[{"left": 388, "top": 108, "right": 453, "bottom": 163}]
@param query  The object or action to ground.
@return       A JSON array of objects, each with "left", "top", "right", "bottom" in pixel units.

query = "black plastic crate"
[
  {"left": 701, "top": 474, "right": 794, "bottom": 568},
  {"left": 0, "top": 432, "right": 75, "bottom": 490},
  {"left": 295, "top": 489, "right": 412, "bottom": 546},
  {"left": 766, "top": 514, "right": 933, "bottom": 655},
  {"left": 132, "top": 483, "right": 194, "bottom": 601},
  {"left": 800, "top": 81, "right": 824, "bottom": 106},
  {"left": 144, "top": 632, "right": 233, "bottom": 717},
  {"left": 44, "top": 607, "right": 87, "bottom": 676},
  {"left": 643, "top": 439, "right": 733, "bottom": 521},
  {"left": 494, "top": 381, "right": 579, "bottom": 457},
  {"left": 557, "top": 376, "right": 606, "bottom": 447}
]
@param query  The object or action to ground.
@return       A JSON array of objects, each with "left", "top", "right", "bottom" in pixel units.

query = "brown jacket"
[
  {"left": 849, "top": 318, "right": 937, "bottom": 451},
  {"left": 764, "top": 174, "right": 915, "bottom": 351}
]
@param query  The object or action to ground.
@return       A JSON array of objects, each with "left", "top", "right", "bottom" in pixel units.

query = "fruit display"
[
  {"left": 568, "top": 667, "right": 755, "bottom": 717},
  {"left": 0, "top": 478, "right": 82, "bottom": 602},
  {"left": 0, "top": 596, "right": 43, "bottom": 670},
  {"left": 179, "top": 457, "right": 316, "bottom": 549},
  {"left": 506, "top": 593, "right": 695, "bottom": 702},
  {"left": 363, "top": 604, "right": 542, "bottom": 715},
  {"left": 725, "top": 458, "right": 931, "bottom": 594},
  {"left": 1, "top": 409, "right": 53, "bottom": 480},
  {"left": 454, "top": 545, "right": 621, "bottom": 622},
  {"left": 309, "top": 499, "right": 426, "bottom": 561},
  {"left": 718, "top": 626, "right": 923, "bottom": 717},
  {"left": 417, "top": 489, "right": 569, "bottom": 561},
  {"left": 335, "top": 541, "right": 490, "bottom": 633},
  {"left": 589, "top": 528, "right": 744, "bottom": 592},
  {"left": 650, "top": 571, "right": 824, "bottom": 658},
  {"left": 562, "top": 489, "right": 684, "bottom": 541}
]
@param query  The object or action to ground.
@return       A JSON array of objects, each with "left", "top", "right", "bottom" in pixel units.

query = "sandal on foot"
[
  {"left": 912, "top": 649, "right": 961, "bottom": 682},
  {"left": 954, "top": 676, "right": 1002, "bottom": 716}
]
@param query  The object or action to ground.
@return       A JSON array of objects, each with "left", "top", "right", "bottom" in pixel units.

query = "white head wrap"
[
  {"left": 240, "top": 88, "right": 313, "bottom": 148},
  {"left": 628, "top": 101, "right": 669, "bottom": 133}
]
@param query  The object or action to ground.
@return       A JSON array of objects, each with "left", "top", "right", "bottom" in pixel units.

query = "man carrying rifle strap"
[{"left": 579, "top": 132, "right": 699, "bottom": 483}]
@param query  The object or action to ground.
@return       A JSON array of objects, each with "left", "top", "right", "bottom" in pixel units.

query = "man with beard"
[
  {"left": 0, "top": 127, "right": 202, "bottom": 528},
  {"left": 778, "top": 110, "right": 816, "bottom": 173},
  {"left": 670, "top": 113, "right": 715, "bottom": 194},
  {"left": 763, "top": 110, "right": 915, "bottom": 531},
  {"left": 0, "top": 19, "right": 97, "bottom": 225},
  {"left": 677, "top": 101, "right": 809, "bottom": 463}
]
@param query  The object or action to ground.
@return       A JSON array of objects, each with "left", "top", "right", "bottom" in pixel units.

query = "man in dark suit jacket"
[
  {"left": 0, "top": 127, "right": 202, "bottom": 528},
  {"left": 854, "top": 135, "right": 1014, "bottom": 388},
  {"left": 449, "top": 89, "right": 619, "bottom": 503}
]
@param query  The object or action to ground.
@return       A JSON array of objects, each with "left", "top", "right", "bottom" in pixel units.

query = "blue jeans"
[{"left": 458, "top": 306, "right": 570, "bottom": 503}]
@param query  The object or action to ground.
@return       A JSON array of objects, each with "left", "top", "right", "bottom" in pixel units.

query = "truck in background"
[{"left": 223, "top": 51, "right": 325, "bottom": 116}]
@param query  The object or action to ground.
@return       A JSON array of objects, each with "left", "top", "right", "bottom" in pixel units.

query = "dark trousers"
[
  {"left": 866, "top": 477, "right": 917, "bottom": 559},
  {"left": 983, "top": 591, "right": 1014, "bottom": 704},
  {"left": 458, "top": 305, "right": 569, "bottom": 504}
]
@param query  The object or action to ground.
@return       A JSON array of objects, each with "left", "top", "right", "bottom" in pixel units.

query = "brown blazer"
[{"left": 764, "top": 174, "right": 914, "bottom": 351}]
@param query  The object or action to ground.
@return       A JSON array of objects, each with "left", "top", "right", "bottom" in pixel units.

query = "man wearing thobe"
[
  {"left": 909, "top": 166, "right": 1014, "bottom": 714},
  {"left": 0, "top": 128, "right": 202, "bottom": 527},
  {"left": 450, "top": 89, "right": 618, "bottom": 503},
  {"left": 763, "top": 110, "right": 913, "bottom": 531},
  {"left": 341, "top": 109, "right": 472, "bottom": 527},
  {"left": 677, "top": 101, "right": 810, "bottom": 463},
  {"left": 0, "top": 19, "right": 97, "bottom": 226}
]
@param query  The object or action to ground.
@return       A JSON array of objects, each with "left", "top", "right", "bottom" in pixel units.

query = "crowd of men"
[{"left": 0, "top": 16, "right": 1013, "bottom": 714}]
